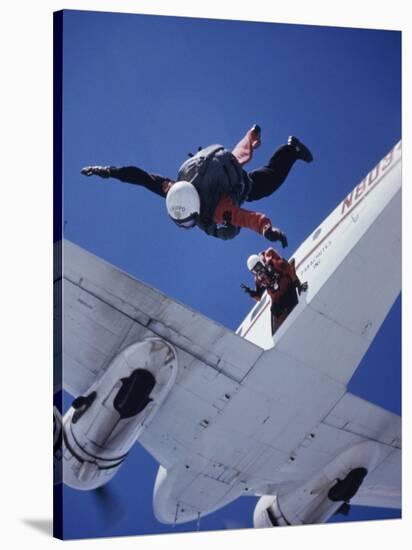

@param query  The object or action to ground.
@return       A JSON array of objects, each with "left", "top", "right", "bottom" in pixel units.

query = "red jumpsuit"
[{"left": 251, "top": 248, "right": 300, "bottom": 310}]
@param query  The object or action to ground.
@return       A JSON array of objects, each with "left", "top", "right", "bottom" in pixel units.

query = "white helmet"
[
  {"left": 247, "top": 254, "right": 263, "bottom": 272},
  {"left": 166, "top": 181, "right": 200, "bottom": 229}
]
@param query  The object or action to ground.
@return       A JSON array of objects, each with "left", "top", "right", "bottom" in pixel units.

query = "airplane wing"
[
  {"left": 251, "top": 391, "right": 400, "bottom": 527},
  {"left": 58, "top": 235, "right": 400, "bottom": 524},
  {"left": 325, "top": 393, "right": 401, "bottom": 510},
  {"left": 58, "top": 238, "right": 263, "bottom": 398},
  {"left": 262, "top": 391, "right": 401, "bottom": 507}
]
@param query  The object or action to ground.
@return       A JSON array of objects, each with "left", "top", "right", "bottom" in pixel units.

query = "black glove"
[
  {"left": 240, "top": 283, "right": 255, "bottom": 297},
  {"left": 81, "top": 166, "right": 111, "bottom": 178},
  {"left": 298, "top": 281, "right": 309, "bottom": 295},
  {"left": 263, "top": 226, "right": 288, "bottom": 248}
]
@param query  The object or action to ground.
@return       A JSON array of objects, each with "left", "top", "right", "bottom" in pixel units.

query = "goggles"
[
  {"left": 252, "top": 262, "right": 265, "bottom": 274},
  {"left": 172, "top": 213, "right": 198, "bottom": 229}
]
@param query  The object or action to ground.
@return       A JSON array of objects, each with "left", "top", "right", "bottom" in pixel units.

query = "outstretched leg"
[
  {"left": 232, "top": 124, "right": 261, "bottom": 166},
  {"left": 108, "top": 167, "right": 171, "bottom": 197},
  {"left": 246, "top": 137, "right": 313, "bottom": 202},
  {"left": 81, "top": 164, "right": 172, "bottom": 197}
]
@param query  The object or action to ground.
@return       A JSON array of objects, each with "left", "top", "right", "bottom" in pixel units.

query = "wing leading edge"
[{"left": 61, "top": 239, "right": 263, "bottom": 398}]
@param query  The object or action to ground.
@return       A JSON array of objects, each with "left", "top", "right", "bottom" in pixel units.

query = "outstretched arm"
[
  {"left": 81, "top": 165, "right": 172, "bottom": 198},
  {"left": 240, "top": 282, "right": 265, "bottom": 301}
]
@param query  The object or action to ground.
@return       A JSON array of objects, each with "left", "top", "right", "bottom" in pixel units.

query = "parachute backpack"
[{"left": 176, "top": 144, "right": 250, "bottom": 224}]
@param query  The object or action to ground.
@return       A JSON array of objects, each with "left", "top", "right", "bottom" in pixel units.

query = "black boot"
[{"left": 288, "top": 136, "right": 313, "bottom": 163}]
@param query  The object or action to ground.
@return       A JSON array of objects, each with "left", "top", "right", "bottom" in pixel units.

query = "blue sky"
[{"left": 59, "top": 10, "right": 401, "bottom": 539}]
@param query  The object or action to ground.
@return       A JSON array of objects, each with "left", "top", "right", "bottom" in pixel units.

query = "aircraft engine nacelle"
[
  {"left": 62, "top": 338, "right": 178, "bottom": 490},
  {"left": 53, "top": 405, "right": 63, "bottom": 484},
  {"left": 254, "top": 440, "right": 383, "bottom": 527}
]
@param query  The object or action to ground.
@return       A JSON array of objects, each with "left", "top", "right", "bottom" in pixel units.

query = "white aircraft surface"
[{"left": 54, "top": 141, "right": 401, "bottom": 527}]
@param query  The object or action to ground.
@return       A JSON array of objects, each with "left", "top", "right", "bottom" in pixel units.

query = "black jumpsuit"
[{"left": 107, "top": 143, "right": 301, "bottom": 201}]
